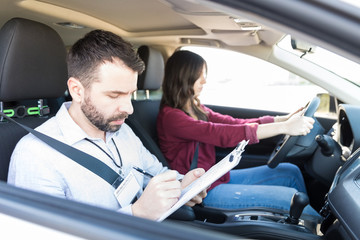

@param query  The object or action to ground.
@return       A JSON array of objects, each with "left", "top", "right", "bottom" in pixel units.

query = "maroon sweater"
[{"left": 156, "top": 105, "right": 274, "bottom": 190}]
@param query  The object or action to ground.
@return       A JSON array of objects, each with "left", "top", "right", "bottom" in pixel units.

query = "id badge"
[{"left": 114, "top": 171, "right": 141, "bottom": 207}]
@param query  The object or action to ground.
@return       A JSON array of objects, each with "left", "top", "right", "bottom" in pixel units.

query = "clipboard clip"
[{"left": 230, "top": 140, "right": 249, "bottom": 162}]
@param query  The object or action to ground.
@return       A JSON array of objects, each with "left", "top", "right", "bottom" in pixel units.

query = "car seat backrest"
[
  {"left": 136, "top": 45, "right": 164, "bottom": 93},
  {"left": 0, "top": 18, "right": 68, "bottom": 181},
  {"left": 126, "top": 45, "right": 169, "bottom": 166}
]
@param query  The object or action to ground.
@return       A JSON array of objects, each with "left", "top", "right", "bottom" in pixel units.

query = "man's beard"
[{"left": 81, "top": 96, "right": 128, "bottom": 132}]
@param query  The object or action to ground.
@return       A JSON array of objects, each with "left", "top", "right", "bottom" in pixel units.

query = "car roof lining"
[{"left": 1, "top": 0, "right": 283, "bottom": 48}]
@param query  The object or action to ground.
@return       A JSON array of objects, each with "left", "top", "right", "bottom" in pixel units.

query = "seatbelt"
[
  {"left": 0, "top": 112, "right": 122, "bottom": 188},
  {"left": 181, "top": 110, "right": 199, "bottom": 170},
  {"left": 1, "top": 112, "right": 196, "bottom": 220},
  {"left": 189, "top": 142, "right": 199, "bottom": 170}
]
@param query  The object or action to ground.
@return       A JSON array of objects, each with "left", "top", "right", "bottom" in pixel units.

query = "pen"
[{"left": 133, "top": 166, "right": 154, "bottom": 178}]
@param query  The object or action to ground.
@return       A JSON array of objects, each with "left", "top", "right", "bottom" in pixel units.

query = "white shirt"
[{"left": 8, "top": 102, "right": 176, "bottom": 215}]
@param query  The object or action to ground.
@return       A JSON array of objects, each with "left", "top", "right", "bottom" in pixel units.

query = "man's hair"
[
  {"left": 67, "top": 30, "right": 145, "bottom": 88},
  {"left": 161, "top": 50, "right": 208, "bottom": 121}
]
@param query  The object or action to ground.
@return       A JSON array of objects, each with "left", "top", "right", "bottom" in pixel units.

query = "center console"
[{"left": 169, "top": 195, "right": 322, "bottom": 240}]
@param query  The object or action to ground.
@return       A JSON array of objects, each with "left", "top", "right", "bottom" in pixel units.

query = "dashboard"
[
  {"left": 334, "top": 105, "right": 360, "bottom": 154},
  {"left": 315, "top": 104, "right": 360, "bottom": 239},
  {"left": 336, "top": 104, "right": 360, "bottom": 157},
  {"left": 327, "top": 147, "right": 360, "bottom": 240},
  {"left": 306, "top": 104, "right": 360, "bottom": 185}
]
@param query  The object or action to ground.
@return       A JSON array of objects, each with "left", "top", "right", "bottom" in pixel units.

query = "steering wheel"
[{"left": 267, "top": 97, "right": 320, "bottom": 168}]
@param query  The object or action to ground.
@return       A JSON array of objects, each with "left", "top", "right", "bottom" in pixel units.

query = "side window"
[{"left": 181, "top": 46, "right": 327, "bottom": 113}]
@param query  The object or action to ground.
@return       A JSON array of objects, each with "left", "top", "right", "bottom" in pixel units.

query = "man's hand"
[
  {"left": 181, "top": 168, "right": 207, "bottom": 207},
  {"left": 132, "top": 170, "right": 181, "bottom": 220}
]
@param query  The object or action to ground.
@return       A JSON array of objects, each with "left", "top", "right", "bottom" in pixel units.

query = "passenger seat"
[{"left": 0, "top": 18, "right": 68, "bottom": 181}]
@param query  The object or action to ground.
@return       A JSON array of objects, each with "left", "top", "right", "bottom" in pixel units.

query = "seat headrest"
[
  {"left": 0, "top": 18, "right": 68, "bottom": 102},
  {"left": 137, "top": 45, "right": 164, "bottom": 91}
]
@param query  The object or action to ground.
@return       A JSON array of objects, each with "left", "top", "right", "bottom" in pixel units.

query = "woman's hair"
[
  {"left": 67, "top": 30, "right": 145, "bottom": 89},
  {"left": 161, "top": 50, "right": 208, "bottom": 121}
]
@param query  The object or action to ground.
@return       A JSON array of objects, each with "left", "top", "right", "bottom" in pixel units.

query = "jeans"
[{"left": 203, "top": 163, "right": 319, "bottom": 217}]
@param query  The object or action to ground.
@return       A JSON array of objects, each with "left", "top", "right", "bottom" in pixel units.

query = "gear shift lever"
[{"left": 285, "top": 192, "right": 309, "bottom": 224}]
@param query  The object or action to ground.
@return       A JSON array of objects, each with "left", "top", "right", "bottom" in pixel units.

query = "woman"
[{"left": 157, "top": 50, "right": 318, "bottom": 215}]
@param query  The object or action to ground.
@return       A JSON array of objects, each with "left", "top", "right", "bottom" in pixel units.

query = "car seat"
[{"left": 0, "top": 18, "right": 67, "bottom": 181}]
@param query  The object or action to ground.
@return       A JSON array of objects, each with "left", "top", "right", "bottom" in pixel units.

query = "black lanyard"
[{"left": 85, "top": 138, "right": 123, "bottom": 169}]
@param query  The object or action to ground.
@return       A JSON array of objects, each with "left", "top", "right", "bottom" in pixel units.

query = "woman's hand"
[
  {"left": 274, "top": 107, "right": 305, "bottom": 123},
  {"left": 283, "top": 114, "right": 314, "bottom": 136},
  {"left": 257, "top": 113, "right": 314, "bottom": 139}
]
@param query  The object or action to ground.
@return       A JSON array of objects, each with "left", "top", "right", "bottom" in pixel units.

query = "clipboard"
[{"left": 157, "top": 140, "right": 249, "bottom": 222}]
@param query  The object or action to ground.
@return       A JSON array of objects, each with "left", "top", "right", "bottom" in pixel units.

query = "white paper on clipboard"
[{"left": 157, "top": 140, "right": 249, "bottom": 222}]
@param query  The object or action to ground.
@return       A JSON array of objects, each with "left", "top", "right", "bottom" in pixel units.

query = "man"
[{"left": 8, "top": 30, "right": 206, "bottom": 221}]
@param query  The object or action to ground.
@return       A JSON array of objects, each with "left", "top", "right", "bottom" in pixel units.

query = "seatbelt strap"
[
  {"left": 189, "top": 142, "right": 199, "bottom": 170},
  {"left": 0, "top": 112, "right": 121, "bottom": 188}
]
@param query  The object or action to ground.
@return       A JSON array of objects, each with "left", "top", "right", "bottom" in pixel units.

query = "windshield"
[
  {"left": 278, "top": 35, "right": 360, "bottom": 86},
  {"left": 181, "top": 46, "right": 327, "bottom": 112}
]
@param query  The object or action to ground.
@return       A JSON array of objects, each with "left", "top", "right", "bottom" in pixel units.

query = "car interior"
[
  {"left": 127, "top": 44, "right": 323, "bottom": 239},
  {"left": 0, "top": 0, "right": 360, "bottom": 239}
]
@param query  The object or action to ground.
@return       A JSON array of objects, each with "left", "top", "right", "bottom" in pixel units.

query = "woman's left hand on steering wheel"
[
  {"left": 267, "top": 97, "right": 320, "bottom": 168},
  {"left": 274, "top": 106, "right": 305, "bottom": 123}
]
